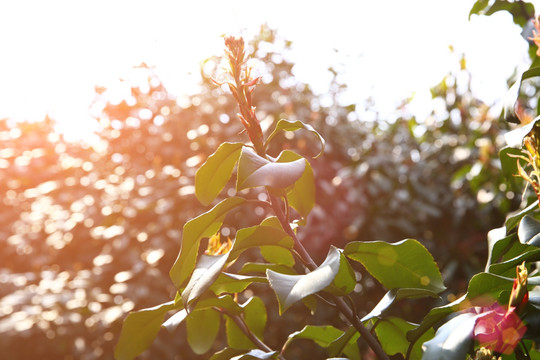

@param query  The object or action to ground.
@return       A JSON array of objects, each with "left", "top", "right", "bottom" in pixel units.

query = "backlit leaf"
[
  {"left": 276, "top": 150, "right": 315, "bottom": 218},
  {"left": 186, "top": 307, "right": 221, "bottom": 355},
  {"left": 169, "top": 197, "right": 245, "bottom": 289},
  {"left": 362, "top": 288, "right": 439, "bottom": 322},
  {"left": 344, "top": 239, "right": 445, "bottom": 293},
  {"left": 265, "top": 119, "right": 325, "bottom": 158},
  {"left": 226, "top": 296, "right": 267, "bottom": 350},
  {"left": 114, "top": 301, "right": 177, "bottom": 360},
  {"left": 195, "top": 142, "right": 243, "bottom": 206}
]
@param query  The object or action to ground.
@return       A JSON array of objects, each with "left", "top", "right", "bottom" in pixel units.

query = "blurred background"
[{"left": 1, "top": 1, "right": 540, "bottom": 359}]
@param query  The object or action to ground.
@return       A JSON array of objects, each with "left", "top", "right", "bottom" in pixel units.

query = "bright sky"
[{"left": 0, "top": 0, "right": 537, "bottom": 141}]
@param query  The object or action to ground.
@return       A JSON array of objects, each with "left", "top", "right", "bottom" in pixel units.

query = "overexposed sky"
[{"left": 0, "top": 0, "right": 536, "bottom": 140}]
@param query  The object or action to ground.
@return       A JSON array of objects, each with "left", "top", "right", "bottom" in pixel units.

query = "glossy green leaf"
[
  {"left": 505, "top": 199, "right": 539, "bottom": 232},
  {"left": 488, "top": 247, "right": 540, "bottom": 275},
  {"left": 362, "top": 288, "right": 439, "bottom": 322},
  {"left": 485, "top": 227, "right": 525, "bottom": 271},
  {"left": 260, "top": 245, "right": 295, "bottom": 266},
  {"left": 265, "top": 119, "right": 325, "bottom": 158},
  {"left": 114, "top": 301, "right": 177, "bottom": 360},
  {"left": 499, "top": 146, "right": 526, "bottom": 185},
  {"left": 327, "top": 326, "right": 361, "bottom": 360},
  {"left": 276, "top": 150, "right": 315, "bottom": 217},
  {"left": 239, "top": 262, "right": 297, "bottom": 275},
  {"left": 195, "top": 142, "right": 243, "bottom": 206},
  {"left": 519, "top": 215, "right": 540, "bottom": 247},
  {"left": 210, "top": 272, "right": 266, "bottom": 295},
  {"left": 344, "top": 239, "right": 445, "bottom": 293},
  {"left": 181, "top": 253, "right": 229, "bottom": 310},
  {"left": 408, "top": 272, "right": 513, "bottom": 344},
  {"left": 267, "top": 246, "right": 342, "bottom": 313},
  {"left": 421, "top": 312, "right": 479, "bottom": 360},
  {"left": 226, "top": 296, "right": 267, "bottom": 350},
  {"left": 236, "top": 147, "right": 305, "bottom": 191},
  {"left": 325, "top": 251, "right": 356, "bottom": 296},
  {"left": 228, "top": 218, "right": 293, "bottom": 261},
  {"left": 283, "top": 325, "right": 344, "bottom": 352},
  {"left": 374, "top": 317, "right": 418, "bottom": 357},
  {"left": 169, "top": 197, "right": 245, "bottom": 289},
  {"left": 186, "top": 307, "right": 221, "bottom": 355}
]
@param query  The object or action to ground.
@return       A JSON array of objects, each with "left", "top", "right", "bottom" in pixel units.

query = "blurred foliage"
[{"left": 0, "top": 26, "right": 523, "bottom": 359}]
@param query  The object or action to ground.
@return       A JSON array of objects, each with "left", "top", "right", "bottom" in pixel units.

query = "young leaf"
[
  {"left": 181, "top": 253, "right": 229, "bottom": 310},
  {"left": 265, "top": 119, "right": 325, "bottom": 158},
  {"left": 186, "top": 307, "right": 221, "bottom": 355},
  {"left": 169, "top": 197, "right": 245, "bottom": 289},
  {"left": 195, "top": 142, "right": 244, "bottom": 206},
  {"left": 266, "top": 246, "right": 342, "bottom": 313},
  {"left": 421, "top": 312, "right": 479, "bottom": 360},
  {"left": 226, "top": 296, "right": 267, "bottom": 350},
  {"left": 344, "top": 239, "right": 445, "bottom": 293},
  {"left": 519, "top": 215, "right": 540, "bottom": 247},
  {"left": 275, "top": 150, "right": 315, "bottom": 218},
  {"left": 114, "top": 301, "right": 177, "bottom": 360},
  {"left": 236, "top": 146, "right": 305, "bottom": 191}
]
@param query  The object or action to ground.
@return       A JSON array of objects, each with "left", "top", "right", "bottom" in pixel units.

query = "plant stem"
[{"left": 268, "top": 193, "right": 390, "bottom": 360}]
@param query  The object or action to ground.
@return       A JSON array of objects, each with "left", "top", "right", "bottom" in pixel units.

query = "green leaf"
[
  {"left": 519, "top": 215, "right": 540, "bottom": 247},
  {"left": 267, "top": 246, "right": 342, "bottom": 313},
  {"left": 505, "top": 199, "right": 539, "bottom": 232},
  {"left": 499, "top": 146, "right": 526, "bottom": 185},
  {"left": 283, "top": 325, "right": 344, "bottom": 352},
  {"left": 488, "top": 248, "right": 540, "bottom": 275},
  {"left": 186, "top": 307, "right": 221, "bottom": 355},
  {"left": 169, "top": 197, "right": 245, "bottom": 289},
  {"left": 362, "top": 288, "right": 440, "bottom": 322},
  {"left": 344, "top": 239, "right": 445, "bottom": 293},
  {"left": 195, "top": 142, "right": 244, "bottom": 206},
  {"left": 114, "top": 301, "right": 177, "bottom": 360},
  {"left": 504, "top": 117, "right": 540, "bottom": 147},
  {"left": 236, "top": 147, "right": 305, "bottom": 191},
  {"left": 265, "top": 119, "right": 325, "bottom": 158},
  {"left": 327, "top": 326, "right": 361, "bottom": 360},
  {"left": 181, "top": 253, "right": 229, "bottom": 310},
  {"left": 231, "top": 350, "right": 279, "bottom": 360},
  {"left": 485, "top": 227, "right": 520, "bottom": 270},
  {"left": 226, "top": 296, "right": 267, "bottom": 350},
  {"left": 276, "top": 150, "right": 315, "bottom": 217},
  {"left": 421, "top": 312, "right": 479, "bottom": 360},
  {"left": 228, "top": 218, "right": 294, "bottom": 261},
  {"left": 374, "top": 317, "right": 418, "bottom": 357},
  {"left": 210, "top": 272, "right": 266, "bottom": 295},
  {"left": 408, "top": 272, "right": 513, "bottom": 344},
  {"left": 469, "top": 0, "right": 490, "bottom": 19},
  {"left": 239, "top": 262, "right": 297, "bottom": 275},
  {"left": 325, "top": 252, "right": 357, "bottom": 296},
  {"left": 260, "top": 245, "right": 295, "bottom": 267}
]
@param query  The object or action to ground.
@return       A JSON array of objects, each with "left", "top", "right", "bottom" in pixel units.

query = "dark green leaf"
[
  {"left": 267, "top": 246, "right": 342, "bottom": 313},
  {"left": 114, "top": 301, "right": 177, "bottom": 360},
  {"left": 362, "top": 288, "right": 440, "bottom": 322},
  {"left": 489, "top": 248, "right": 540, "bottom": 275},
  {"left": 195, "top": 142, "right": 243, "bottom": 206},
  {"left": 169, "top": 197, "right": 245, "bottom": 289},
  {"left": 265, "top": 119, "right": 325, "bottom": 158},
  {"left": 344, "top": 239, "right": 445, "bottom": 293},
  {"left": 236, "top": 147, "right": 305, "bottom": 191},
  {"left": 485, "top": 227, "right": 520, "bottom": 270},
  {"left": 276, "top": 150, "right": 315, "bottom": 217},
  {"left": 181, "top": 253, "right": 229, "bottom": 310},
  {"left": 421, "top": 312, "right": 479, "bottom": 360},
  {"left": 186, "top": 307, "right": 221, "bottom": 355},
  {"left": 519, "top": 215, "right": 540, "bottom": 247}
]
